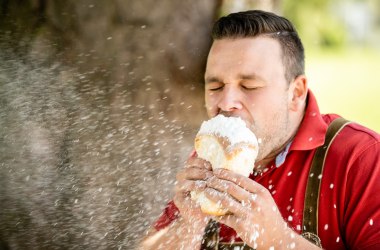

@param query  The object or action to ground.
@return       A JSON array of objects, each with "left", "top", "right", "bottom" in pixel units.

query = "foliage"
[
  {"left": 307, "top": 48, "right": 380, "bottom": 133},
  {"left": 281, "top": 0, "right": 347, "bottom": 50}
]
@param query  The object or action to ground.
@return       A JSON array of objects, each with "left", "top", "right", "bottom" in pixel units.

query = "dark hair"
[{"left": 212, "top": 10, "right": 305, "bottom": 83}]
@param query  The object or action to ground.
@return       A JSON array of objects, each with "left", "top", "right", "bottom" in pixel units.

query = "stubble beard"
[{"left": 252, "top": 108, "right": 291, "bottom": 169}]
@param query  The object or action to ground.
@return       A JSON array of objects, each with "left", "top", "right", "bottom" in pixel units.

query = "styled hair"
[{"left": 212, "top": 10, "right": 305, "bottom": 83}]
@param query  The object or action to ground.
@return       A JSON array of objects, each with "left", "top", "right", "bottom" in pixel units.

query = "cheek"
[
  {"left": 243, "top": 94, "right": 266, "bottom": 120},
  {"left": 253, "top": 91, "right": 287, "bottom": 115},
  {"left": 205, "top": 92, "right": 217, "bottom": 115},
  {"left": 245, "top": 95, "right": 286, "bottom": 134}
]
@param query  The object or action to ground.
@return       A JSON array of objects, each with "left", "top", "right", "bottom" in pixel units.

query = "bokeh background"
[{"left": 0, "top": 0, "right": 379, "bottom": 249}]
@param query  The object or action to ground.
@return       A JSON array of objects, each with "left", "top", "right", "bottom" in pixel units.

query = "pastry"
[{"left": 191, "top": 114, "right": 259, "bottom": 215}]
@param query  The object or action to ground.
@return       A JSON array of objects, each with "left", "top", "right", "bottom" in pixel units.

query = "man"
[{"left": 141, "top": 10, "right": 380, "bottom": 249}]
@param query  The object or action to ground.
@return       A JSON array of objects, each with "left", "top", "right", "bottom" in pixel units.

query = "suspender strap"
[
  {"left": 302, "top": 117, "right": 351, "bottom": 246},
  {"left": 201, "top": 219, "right": 220, "bottom": 250},
  {"left": 201, "top": 219, "right": 255, "bottom": 250}
]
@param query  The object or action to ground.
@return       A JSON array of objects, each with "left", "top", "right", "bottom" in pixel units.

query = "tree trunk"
[{"left": 0, "top": 0, "right": 220, "bottom": 248}]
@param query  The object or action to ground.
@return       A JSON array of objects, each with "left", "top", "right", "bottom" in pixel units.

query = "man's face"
[{"left": 204, "top": 37, "right": 293, "bottom": 164}]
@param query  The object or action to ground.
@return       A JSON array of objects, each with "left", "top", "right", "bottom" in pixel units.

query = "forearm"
[{"left": 140, "top": 216, "right": 207, "bottom": 250}]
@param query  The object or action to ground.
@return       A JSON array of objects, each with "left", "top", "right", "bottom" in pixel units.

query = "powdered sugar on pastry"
[
  {"left": 195, "top": 115, "right": 259, "bottom": 176},
  {"left": 197, "top": 114, "right": 257, "bottom": 146},
  {"left": 192, "top": 114, "right": 259, "bottom": 215}
]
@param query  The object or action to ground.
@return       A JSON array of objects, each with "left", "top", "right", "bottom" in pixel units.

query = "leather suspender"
[
  {"left": 201, "top": 117, "right": 351, "bottom": 249},
  {"left": 201, "top": 220, "right": 220, "bottom": 250},
  {"left": 302, "top": 117, "right": 351, "bottom": 247}
]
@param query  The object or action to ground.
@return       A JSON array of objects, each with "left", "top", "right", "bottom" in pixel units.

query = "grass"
[{"left": 306, "top": 47, "right": 380, "bottom": 133}]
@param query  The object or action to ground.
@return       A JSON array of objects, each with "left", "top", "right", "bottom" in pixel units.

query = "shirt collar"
[
  {"left": 275, "top": 141, "right": 292, "bottom": 167},
  {"left": 289, "top": 89, "right": 328, "bottom": 151}
]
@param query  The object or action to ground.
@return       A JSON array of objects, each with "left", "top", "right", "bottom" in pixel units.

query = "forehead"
[
  {"left": 206, "top": 37, "right": 283, "bottom": 78},
  {"left": 208, "top": 36, "right": 281, "bottom": 61}
]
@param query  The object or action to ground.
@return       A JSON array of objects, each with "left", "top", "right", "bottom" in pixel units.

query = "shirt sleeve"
[
  {"left": 344, "top": 140, "right": 380, "bottom": 249},
  {"left": 153, "top": 200, "right": 180, "bottom": 231},
  {"left": 153, "top": 150, "right": 196, "bottom": 231}
]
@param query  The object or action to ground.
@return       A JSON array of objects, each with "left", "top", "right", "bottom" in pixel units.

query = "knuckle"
[
  {"left": 187, "top": 157, "right": 200, "bottom": 166},
  {"left": 260, "top": 187, "right": 270, "bottom": 196},
  {"left": 225, "top": 182, "right": 235, "bottom": 193},
  {"left": 207, "top": 175, "right": 217, "bottom": 184},
  {"left": 203, "top": 160, "right": 212, "bottom": 170},
  {"left": 185, "top": 158, "right": 194, "bottom": 166}
]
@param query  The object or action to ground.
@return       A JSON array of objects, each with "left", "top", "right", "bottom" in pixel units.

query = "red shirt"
[{"left": 154, "top": 90, "right": 380, "bottom": 249}]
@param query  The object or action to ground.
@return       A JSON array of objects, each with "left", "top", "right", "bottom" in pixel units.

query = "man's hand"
[
  {"left": 141, "top": 155, "right": 214, "bottom": 250},
  {"left": 204, "top": 168, "right": 311, "bottom": 249},
  {"left": 173, "top": 155, "right": 213, "bottom": 227}
]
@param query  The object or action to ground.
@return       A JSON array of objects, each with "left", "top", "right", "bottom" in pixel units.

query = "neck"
[
  {"left": 255, "top": 124, "right": 300, "bottom": 171},
  {"left": 255, "top": 138, "right": 291, "bottom": 171},
  {"left": 255, "top": 107, "right": 306, "bottom": 172}
]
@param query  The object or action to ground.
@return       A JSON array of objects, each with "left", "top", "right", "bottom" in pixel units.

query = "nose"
[{"left": 218, "top": 85, "right": 243, "bottom": 112}]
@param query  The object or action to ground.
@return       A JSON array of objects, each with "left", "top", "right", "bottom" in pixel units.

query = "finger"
[
  {"left": 173, "top": 192, "right": 212, "bottom": 226},
  {"left": 186, "top": 157, "right": 212, "bottom": 170},
  {"left": 214, "top": 168, "right": 267, "bottom": 194},
  {"left": 173, "top": 191, "right": 200, "bottom": 212},
  {"left": 206, "top": 176, "right": 258, "bottom": 205},
  {"left": 203, "top": 187, "right": 248, "bottom": 216},
  {"left": 175, "top": 180, "right": 206, "bottom": 193},
  {"left": 176, "top": 167, "right": 212, "bottom": 181}
]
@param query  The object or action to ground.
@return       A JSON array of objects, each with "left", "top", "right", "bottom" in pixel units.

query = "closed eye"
[
  {"left": 206, "top": 82, "right": 224, "bottom": 91},
  {"left": 242, "top": 85, "right": 258, "bottom": 90},
  {"left": 208, "top": 86, "right": 224, "bottom": 91}
]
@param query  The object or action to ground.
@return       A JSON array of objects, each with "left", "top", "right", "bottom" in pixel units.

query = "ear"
[{"left": 288, "top": 75, "right": 308, "bottom": 112}]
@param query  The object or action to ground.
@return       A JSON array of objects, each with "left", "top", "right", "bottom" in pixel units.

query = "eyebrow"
[
  {"left": 205, "top": 76, "right": 222, "bottom": 84},
  {"left": 238, "top": 73, "right": 266, "bottom": 83}
]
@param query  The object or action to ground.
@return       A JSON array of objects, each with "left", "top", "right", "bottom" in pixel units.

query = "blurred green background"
[{"left": 282, "top": 0, "right": 380, "bottom": 132}]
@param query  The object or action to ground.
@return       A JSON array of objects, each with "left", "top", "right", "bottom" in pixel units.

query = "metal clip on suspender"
[
  {"left": 201, "top": 117, "right": 351, "bottom": 250},
  {"left": 302, "top": 117, "right": 351, "bottom": 247}
]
